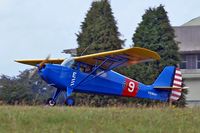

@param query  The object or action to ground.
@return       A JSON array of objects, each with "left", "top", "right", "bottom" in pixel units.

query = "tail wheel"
[
  {"left": 65, "top": 97, "right": 75, "bottom": 106},
  {"left": 47, "top": 98, "right": 56, "bottom": 106}
]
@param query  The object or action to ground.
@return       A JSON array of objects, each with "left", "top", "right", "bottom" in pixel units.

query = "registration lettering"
[{"left": 70, "top": 72, "right": 77, "bottom": 86}]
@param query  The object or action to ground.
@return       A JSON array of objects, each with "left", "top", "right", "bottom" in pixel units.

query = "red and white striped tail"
[{"left": 169, "top": 68, "right": 183, "bottom": 101}]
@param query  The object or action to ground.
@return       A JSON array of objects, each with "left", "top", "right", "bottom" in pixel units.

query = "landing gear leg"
[
  {"left": 65, "top": 96, "right": 75, "bottom": 106},
  {"left": 47, "top": 98, "right": 56, "bottom": 106},
  {"left": 65, "top": 87, "right": 75, "bottom": 106},
  {"left": 47, "top": 89, "right": 61, "bottom": 106}
]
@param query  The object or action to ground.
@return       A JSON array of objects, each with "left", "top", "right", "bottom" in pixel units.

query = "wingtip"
[
  {"left": 156, "top": 55, "right": 161, "bottom": 60},
  {"left": 15, "top": 60, "right": 25, "bottom": 63},
  {"left": 14, "top": 60, "right": 21, "bottom": 63}
]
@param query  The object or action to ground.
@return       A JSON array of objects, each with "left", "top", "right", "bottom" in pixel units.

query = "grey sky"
[{"left": 0, "top": 0, "right": 199, "bottom": 76}]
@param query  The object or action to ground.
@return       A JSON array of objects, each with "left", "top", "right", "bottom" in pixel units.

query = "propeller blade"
[
  {"left": 29, "top": 54, "right": 51, "bottom": 79},
  {"left": 39, "top": 54, "right": 51, "bottom": 69},
  {"left": 29, "top": 67, "right": 39, "bottom": 79}
]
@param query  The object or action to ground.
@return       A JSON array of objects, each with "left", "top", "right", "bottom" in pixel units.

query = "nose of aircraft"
[
  {"left": 38, "top": 65, "right": 47, "bottom": 81},
  {"left": 37, "top": 64, "right": 64, "bottom": 87},
  {"left": 38, "top": 64, "right": 59, "bottom": 82}
]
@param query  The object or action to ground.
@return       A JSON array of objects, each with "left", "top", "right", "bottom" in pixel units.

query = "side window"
[
  {"left": 71, "top": 63, "right": 78, "bottom": 70},
  {"left": 94, "top": 68, "right": 105, "bottom": 76},
  {"left": 85, "top": 66, "right": 92, "bottom": 73},
  {"left": 96, "top": 69, "right": 102, "bottom": 75},
  {"left": 80, "top": 66, "right": 85, "bottom": 72},
  {"left": 79, "top": 63, "right": 92, "bottom": 73}
]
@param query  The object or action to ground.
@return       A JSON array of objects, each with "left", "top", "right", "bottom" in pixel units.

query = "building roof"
[
  {"left": 62, "top": 48, "right": 77, "bottom": 56},
  {"left": 182, "top": 17, "right": 200, "bottom": 26},
  {"left": 174, "top": 25, "right": 200, "bottom": 53}
]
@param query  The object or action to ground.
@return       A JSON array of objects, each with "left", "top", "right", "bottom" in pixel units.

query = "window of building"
[
  {"left": 198, "top": 54, "right": 200, "bottom": 69},
  {"left": 187, "top": 55, "right": 197, "bottom": 69},
  {"left": 180, "top": 54, "right": 200, "bottom": 69},
  {"left": 180, "top": 55, "right": 187, "bottom": 69}
]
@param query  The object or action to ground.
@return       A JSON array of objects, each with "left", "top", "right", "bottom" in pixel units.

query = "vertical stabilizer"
[
  {"left": 153, "top": 66, "right": 183, "bottom": 101},
  {"left": 153, "top": 66, "right": 175, "bottom": 87}
]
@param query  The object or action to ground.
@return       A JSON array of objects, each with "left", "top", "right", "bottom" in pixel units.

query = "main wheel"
[
  {"left": 65, "top": 97, "right": 75, "bottom": 106},
  {"left": 47, "top": 98, "right": 56, "bottom": 106}
]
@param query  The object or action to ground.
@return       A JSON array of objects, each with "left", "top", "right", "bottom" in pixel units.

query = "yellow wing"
[
  {"left": 15, "top": 59, "right": 64, "bottom": 66},
  {"left": 15, "top": 47, "right": 160, "bottom": 68},
  {"left": 74, "top": 47, "right": 160, "bottom": 68}
]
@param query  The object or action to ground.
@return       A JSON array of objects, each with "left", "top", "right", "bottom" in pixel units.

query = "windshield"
[{"left": 61, "top": 58, "right": 76, "bottom": 68}]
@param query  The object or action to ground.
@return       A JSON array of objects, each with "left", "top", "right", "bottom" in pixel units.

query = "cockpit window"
[
  {"left": 61, "top": 58, "right": 95, "bottom": 73},
  {"left": 61, "top": 58, "right": 77, "bottom": 70},
  {"left": 80, "top": 64, "right": 92, "bottom": 73}
]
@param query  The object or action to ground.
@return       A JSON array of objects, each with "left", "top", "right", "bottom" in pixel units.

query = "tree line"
[{"left": 0, "top": 0, "right": 187, "bottom": 107}]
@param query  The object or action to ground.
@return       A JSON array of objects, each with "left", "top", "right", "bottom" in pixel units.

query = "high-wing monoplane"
[{"left": 16, "top": 47, "right": 185, "bottom": 106}]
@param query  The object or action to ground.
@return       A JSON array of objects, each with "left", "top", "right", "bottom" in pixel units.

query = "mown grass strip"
[{"left": 0, "top": 106, "right": 199, "bottom": 133}]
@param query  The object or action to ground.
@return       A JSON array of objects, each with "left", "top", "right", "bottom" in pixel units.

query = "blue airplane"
[{"left": 16, "top": 47, "right": 184, "bottom": 106}]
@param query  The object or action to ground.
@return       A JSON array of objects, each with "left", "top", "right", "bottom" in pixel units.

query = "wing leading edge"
[
  {"left": 74, "top": 47, "right": 160, "bottom": 68},
  {"left": 15, "top": 59, "right": 64, "bottom": 66},
  {"left": 15, "top": 47, "right": 160, "bottom": 68}
]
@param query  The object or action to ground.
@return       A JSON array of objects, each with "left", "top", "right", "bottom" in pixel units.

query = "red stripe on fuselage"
[{"left": 122, "top": 78, "right": 139, "bottom": 97}]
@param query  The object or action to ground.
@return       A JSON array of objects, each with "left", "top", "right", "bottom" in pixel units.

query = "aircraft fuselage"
[{"left": 39, "top": 64, "right": 169, "bottom": 102}]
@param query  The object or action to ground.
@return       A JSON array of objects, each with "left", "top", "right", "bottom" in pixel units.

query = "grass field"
[{"left": 0, "top": 106, "right": 199, "bottom": 133}]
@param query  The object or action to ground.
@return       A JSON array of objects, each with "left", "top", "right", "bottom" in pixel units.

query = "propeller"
[{"left": 29, "top": 54, "right": 51, "bottom": 79}]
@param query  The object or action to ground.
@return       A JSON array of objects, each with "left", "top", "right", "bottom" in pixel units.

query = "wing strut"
[
  {"left": 72, "top": 57, "right": 109, "bottom": 89},
  {"left": 72, "top": 56, "right": 128, "bottom": 89}
]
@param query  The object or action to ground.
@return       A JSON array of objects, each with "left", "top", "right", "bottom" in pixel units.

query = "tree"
[
  {"left": 0, "top": 74, "right": 34, "bottom": 105},
  {"left": 75, "top": 0, "right": 125, "bottom": 106},
  {"left": 124, "top": 5, "right": 186, "bottom": 106},
  {"left": 77, "top": 0, "right": 124, "bottom": 55},
  {"left": 0, "top": 70, "right": 58, "bottom": 105}
]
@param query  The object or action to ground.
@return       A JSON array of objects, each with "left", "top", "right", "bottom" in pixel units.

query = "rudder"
[{"left": 169, "top": 68, "right": 183, "bottom": 101}]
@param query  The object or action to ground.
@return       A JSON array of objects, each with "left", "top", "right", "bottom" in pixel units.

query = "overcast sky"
[{"left": 0, "top": 0, "right": 200, "bottom": 76}]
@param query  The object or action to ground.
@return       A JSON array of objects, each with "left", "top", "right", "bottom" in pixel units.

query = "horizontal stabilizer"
[{"left": 154, "top": 86, "right": 188, "bottom": 91}]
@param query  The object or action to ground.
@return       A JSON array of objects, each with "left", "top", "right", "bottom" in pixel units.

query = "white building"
[{"left": 174, "top": 17, "right": 200, "bottom": 105}]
